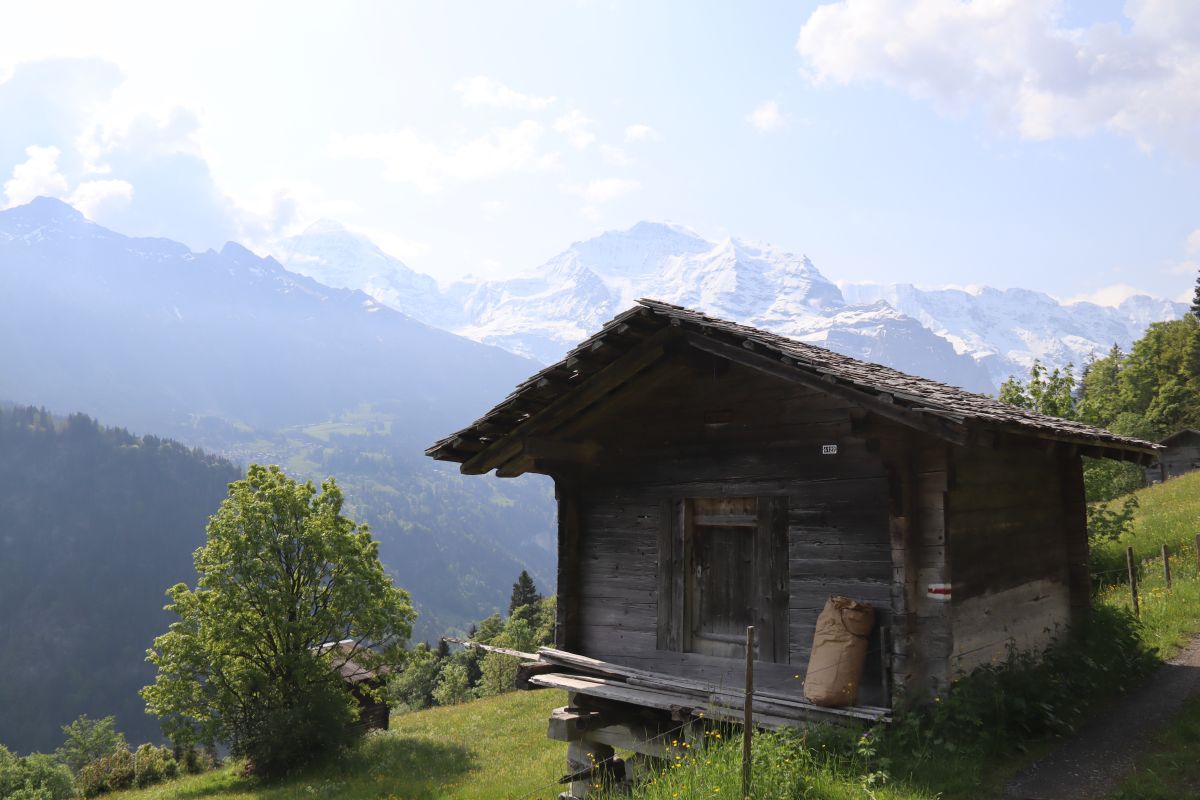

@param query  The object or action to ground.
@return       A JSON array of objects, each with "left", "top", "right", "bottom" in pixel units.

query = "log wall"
[
  {"left": 556, "top": 358, "right": 919, "bottom": 705},
  {"left": 946, "top": 443, "right": 1074, "bottom": 675}
]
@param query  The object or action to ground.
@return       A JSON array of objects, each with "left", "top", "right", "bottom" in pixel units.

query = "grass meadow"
[{"left": 110, "top": 690, "right": 566, "bottom": 800}]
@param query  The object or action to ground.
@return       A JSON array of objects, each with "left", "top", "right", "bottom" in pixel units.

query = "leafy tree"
[
  {"left": 534, "top": 595, "right": 557, "bottom": 646},
  {"left": 998, "top": 360, "right": 1075, "bottom": 417},
  {"left": 141, "top": 464, "right": 416, "bottom": 777},
  {"left": 473, "top": 613, "right": 505, "bottom": 644},
  {"left": 0, "top": 747, "right": 74, "bottom": 800},
  {"left": 54, "top": 715, "right": 127, "bottom": 775},
  {"left": 431, "top": 663, "right": 471, "bottom": 706},
  {"left": 508, "top": 570, "right": 542, "bottom": 626},
  {"left": 387, "top": 645, "right": 441, "bottom": 712}
]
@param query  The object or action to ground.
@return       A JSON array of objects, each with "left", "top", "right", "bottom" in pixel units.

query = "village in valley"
[{"left": 3, "top": 3, "right": 1200, "bottom": 800}]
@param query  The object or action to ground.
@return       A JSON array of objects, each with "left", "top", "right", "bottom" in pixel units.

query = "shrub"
[
  {"left": 174, "top": 743, "right": 216, "bottom": 775},
  {"left": 236, "top": 680, "right": 355, "bottom": 778},
  {"left": 76, "top": 748, "right": 134, "bottom": 798},
  {"left": 883, "top": 605, "right": 1156, "bottom": 761},
  {"left": 133, "top": 743, "right": 178, "bottom": 787}
]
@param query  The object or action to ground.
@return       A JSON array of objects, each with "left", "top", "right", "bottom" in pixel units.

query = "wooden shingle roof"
[{"left": 426, "top": 299, "right": 1159, "bottom": 472}]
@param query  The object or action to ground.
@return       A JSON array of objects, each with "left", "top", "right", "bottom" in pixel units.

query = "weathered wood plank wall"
[
  {"left": 947, "top": 443, "right": 1072, "bottom": 675},
  {"left": 560, "top": 358, "right": 901, "bottom": 704}
]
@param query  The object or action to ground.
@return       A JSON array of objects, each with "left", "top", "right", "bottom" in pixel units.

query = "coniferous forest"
[{"left": 0, "top": 407, "right": 240, "bottom": 753}]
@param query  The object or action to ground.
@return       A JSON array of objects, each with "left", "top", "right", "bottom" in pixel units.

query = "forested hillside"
[
  {"left": 0, "top": 198, "right": 556, "bottom": 642},
  {"left": 0, "top": 407, "right": 240, "bottom": 754}
]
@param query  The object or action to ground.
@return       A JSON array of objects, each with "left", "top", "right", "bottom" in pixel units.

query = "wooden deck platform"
[{"left": 526, "top": 646, "right": 891, "bottom": 728}]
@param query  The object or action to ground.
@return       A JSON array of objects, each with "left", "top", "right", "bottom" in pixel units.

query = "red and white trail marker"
[{"left": 926, "top": 583, "right": 952, "bottom": 601}]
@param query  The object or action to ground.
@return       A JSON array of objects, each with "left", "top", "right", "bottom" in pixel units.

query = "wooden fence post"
[
  {"left": 743, "top": 626, "right": 754, "bottom": 800},
  {"left": 1163, "top": 544, "right": 1172, "bottom": 589},
  {"left": 1126, "top": 546, "right": 1140, "bottom": 617},
  {"left": 1194, "top": 533, "right": 1200, "bottom": 573}
]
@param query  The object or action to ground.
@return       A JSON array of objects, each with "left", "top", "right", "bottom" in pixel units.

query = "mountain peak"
[
  {"left": 24, "top": 196, "right": 84, "bottom": 220},
  {"left": 301, "top": 218, "right": 352, "bottom": 237},
  {"left": 1, "top": 196, "right": 87, "bottom": 228}
]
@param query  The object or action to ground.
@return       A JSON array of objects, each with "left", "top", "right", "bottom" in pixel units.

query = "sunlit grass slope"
[{"left": 112, "top": 690, "right": 566, "bottom": 800}]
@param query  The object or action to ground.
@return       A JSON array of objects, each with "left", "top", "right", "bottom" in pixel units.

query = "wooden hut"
[
  {"left": 322, "top": 641, "right": 391, "bottom": 733},
  {"left": 427, "top": 300, "right": 1158, "bottom": 793},
  {"left": 1145, "top": 429, "right": 1200, "bottom": 484}
]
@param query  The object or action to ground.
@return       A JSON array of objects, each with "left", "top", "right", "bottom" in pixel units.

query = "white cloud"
[
  {"left": 455, "top": 76, "right": 556, "bottom": 111},
  {"left": 69, "top": 178, "right": 132, "bottom": 217},
  {"left": 554, "top": 109, "right": 596, "bottom": 150},
  {"left": 3, "top": 145, "right": 69, "bottom": 207},
  {"left": 1187, "top": 228, "right": 1200, "bottom": 255},
  {"left": 565, "top": 177, "right": 641, "bottom": 204},
  {"left": 624, "top": 123, "right": 661, "bottom": 142},
  {"left": 599, "top": 144, "right": 632, "bottom": 166},
  {"left": 747, "top": 100, "right": 785, "bottom": 131},
  {"left": 1065, "top": 283, "right": 1154, "bottom": 307},
  {"left": 330, "top": 121, "right": 551, "bottom": 192},
  {"left": 796, "top": 0, "right": 1200, "bottom": 154}
]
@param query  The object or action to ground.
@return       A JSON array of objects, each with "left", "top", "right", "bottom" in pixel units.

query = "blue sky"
[{"left": 1, "top": 0, "right": 1197, "bottom": 303}]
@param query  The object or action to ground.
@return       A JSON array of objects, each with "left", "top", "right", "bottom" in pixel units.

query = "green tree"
[
  {"left": 141, "top": 464, "right": 416, "bottom": 777},
  {"left": 54, "top": 715, "right": 127, "bottom": 775},
  {"left": 508, "top": 570, "right": 542, "bottom": 626},
  {"left": 1191, "top": 268, "right": 1200, "bottom": 319},
  {"left": 387, "top": 645, "right": 441, "bottom": 712},
  {"left": 431, "top": 663, "right": 471, "bottom": 706},
  {"left": 998, "top": 360, "right": 1075, "bottom": 417},
  {"left": 0, "top": 747, "right": 74, "bottom": 800}
]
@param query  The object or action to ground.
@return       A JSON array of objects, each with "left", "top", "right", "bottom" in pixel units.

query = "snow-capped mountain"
[
  {"left": 273, "top": 219, "right": 461, "bottom": 328},
  {"left": 272, "top": 220, "right": 1189, "bottom": 394},
  {"left": 840, "top": 283, "right": 1189, "bottom": 387}
]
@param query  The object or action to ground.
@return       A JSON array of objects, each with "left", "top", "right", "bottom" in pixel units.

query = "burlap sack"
[{"left": 803, "top": 596, "right": 876, "bottom": 708}]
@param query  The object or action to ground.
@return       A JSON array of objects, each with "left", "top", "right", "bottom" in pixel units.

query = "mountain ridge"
[
  {"left": 273, "top": 218, "right": 1189, "bottom": 392},
  {"left": 0, "top": 197, "right": 557, "bottom": 646}
]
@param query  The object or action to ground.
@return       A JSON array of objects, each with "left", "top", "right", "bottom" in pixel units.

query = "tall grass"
[{"left": 1091, "top": 471, "right": 1200, "bottom": 579}]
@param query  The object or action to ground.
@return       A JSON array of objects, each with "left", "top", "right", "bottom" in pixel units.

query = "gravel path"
[{"left": 1003, "top": 635, "right": 1200, "bottom": 800}]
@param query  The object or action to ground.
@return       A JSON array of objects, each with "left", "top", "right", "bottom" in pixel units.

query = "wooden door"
[{"left": 688, "top": 497, "right": 758, "bottom": 658}]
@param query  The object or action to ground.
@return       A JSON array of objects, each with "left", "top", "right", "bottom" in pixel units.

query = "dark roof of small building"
[
  {"left": 427, "top": 299, "right": 1159, "bottom": 470},
  {"left": 318, "top": 640, "right": 390, "bottom": 685},
  {"left": 1159, "top": 429, "right": 1200, "bottom": 447}
]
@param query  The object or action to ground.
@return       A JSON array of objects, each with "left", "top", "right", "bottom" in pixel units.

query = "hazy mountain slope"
[
  {"left": 273, "top": 219, "right": 462, "bottom": 328},
  {"left": 0, "top": 198, "right": 524, "bottom": 435},
  {"left": 0, "top": 198, "right": 556, "bottom": 644},
  {"left": 0, "top": 407, "right": 240, "bottom": 753}
]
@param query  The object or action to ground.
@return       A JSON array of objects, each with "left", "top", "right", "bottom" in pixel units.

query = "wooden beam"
[
  {"left": 524, "top": 438, "right": 603, "bottom": 463},
  {"left": 555, "top": 479, "right": 584, "bottom": 652},
  {"left": 460, "top": 328, "right": 673, "bottom": 475},
  {"left": 682, "top": 332, "right": 970, "bottom": 446}
]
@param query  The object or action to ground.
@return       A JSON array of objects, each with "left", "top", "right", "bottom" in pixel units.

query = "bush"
[
  {"left": 133, "top": 743, "right": 178, "bottom": 787},
  {"left": 76, "top": 748, "right": 135, "bottom": 798},
  {"left": 0, "top": 747, "right": 75, "bottom": 800},
  {"left": 883, "top": 605, "right": 1157, "bottom": 760},
  {"left": 173, "top": 743, "right": 216, "bottom": 775},
  {"left": 236, "top": 680, "right": 356, "bottom": 778}
]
